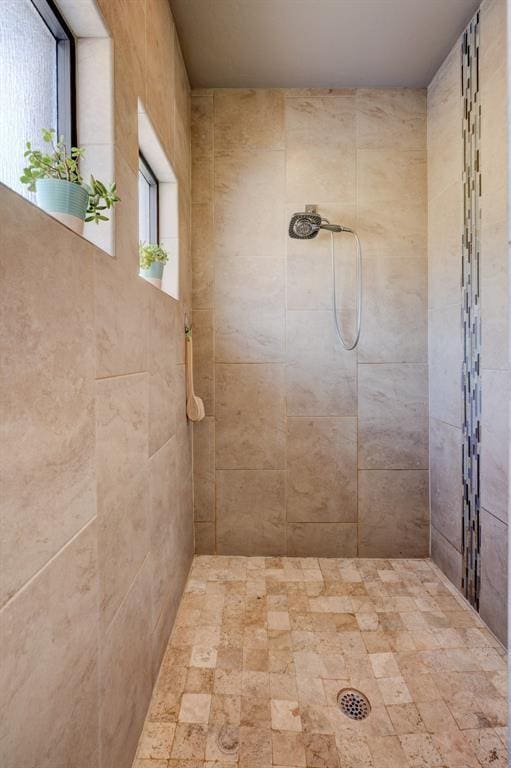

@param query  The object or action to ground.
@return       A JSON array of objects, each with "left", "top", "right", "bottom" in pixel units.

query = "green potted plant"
[
  {"left": 20, "top": 128, "right": 120, "bottom": 235},
  {"left": 139, "top": 242, "right": 169, "bottom": 289}
]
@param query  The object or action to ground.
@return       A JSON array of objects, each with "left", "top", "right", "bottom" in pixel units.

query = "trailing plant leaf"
[
  {"left": 20, "top": 129, "right": 120, "bottom": 224},
  {"left": 139, "top": 242, "right": 170, "bottom": 270}
]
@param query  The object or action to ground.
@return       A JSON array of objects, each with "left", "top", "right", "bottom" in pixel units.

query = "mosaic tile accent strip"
[{"left": 461, "top": 11, "right": 481, "bottom": 609}]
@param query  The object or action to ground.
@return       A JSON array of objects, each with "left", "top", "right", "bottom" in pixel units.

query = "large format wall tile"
[
  {"left": 96, "top": 373, "right": 150, "bottom": 635},
  {"left": 214, "top": 148, "right": 285, "bottom": 257},
  {"left": 429, "top": 418, "right": 462, "bottom": 550},
  {"left": 428, "top": 181, "right": 463, "bottom": 310},
  {"left": 358, "top": 470, "right": 429, "bottom": 557},
  {"left": 193, "top": 416, "right": 215, "bottom": 523},
  {"left": 480, "top": 182, "right": 508, "bottom": 370},
  {"left": 286, "top": 310, "right": 357, "bottom": 416},
  {"left": 99, "top": 558, "right": 153, "bottom": 768},
  {"left": 1, "top": 190, "right": 95, "bottom": 607},
  {"left": 479, "top": 508, "right": 508, "bottom": 645},
  {"left": 287, "top": 522, "right": 357, "bottom": 557},
  {"left": 214, "top": 89, "right": 285, "bottom": 150},
  {"left": 191, "top": 202, "right": 214, "bottom": 308},
  {"left": 286, "top": 202, "right": 357, "bottom": 311},
  {"left": 148, "top": 289, "right": 177, "bottom": 457},
  {"left": 430, "top": 525, "right": 463, "bottom": 591},
  {"left": 216, "top": 364, "right": 286, "bottom": 469},
  {"left": 285, "top": 95, "right": 356, "bottom": 203},
  {"left": 427, "top": 44, "right": 462, "bottom": 196},
  {"left": 356, "top": 198, "right": 427, "bottom": 259},
  {"left": 216, "top": 470, "right": 286, "bottom": 555},
  {"left": 357, "top": 149, "right": 426, "bottom": 204},
  {"left": 355, "top": 88, "right": 426, "bottom": 150},
  {"left": 428, "top": 304, "right": 463, "bottom": 428},
  {"left": 215, "top": 253, "right": 285, "bottom": 363},
  {"left": 149, "top": 436, "right": 177, "bottom": 630},
  {"left": 480, "top": 370, "right": 509, "bottom": 523},
  {"left": 193, "top": 309, "right": 215, "bottom": 415},
  {"left": 358, "top": 364, "right": 428, "bottom": 469},
  {"left": 0, "top": 521, "right": 99, "bottom": 768},
  {"left": 2, "top": 1, "right": 194, "bottom": 766},
  {"left": 358, "top": 257, "right": 427, "bottom": 363},
  {"left": 287, "top": 417, "right": 357, "bottom": 523}
]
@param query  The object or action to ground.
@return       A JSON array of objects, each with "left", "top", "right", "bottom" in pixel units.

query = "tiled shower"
[
  {"left": 0, "top": 0, "right": 508, "bottom": 767},
  {"left": 191, "top": 0, "right": 508, "bottom": 644}
]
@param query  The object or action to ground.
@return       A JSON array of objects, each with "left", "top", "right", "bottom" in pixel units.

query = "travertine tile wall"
[
  {"left": 428, "top": 0, "right": 508, "bottom": 644},
  {"left": 192, "top": 88, "right": 429, "bottom": 558},
  {"left": 0, "top": 2, "right": 193, "bottom": 767}
]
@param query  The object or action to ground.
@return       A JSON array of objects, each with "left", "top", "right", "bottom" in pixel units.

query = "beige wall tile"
[
  {"left": 287, "top": 523, "right": 358, "bottom": 557},
  {"left": 149, "top": 290, "right": 177, "bottom": 456},
  {"left": 99, "top": 558, "right": 153, "bottom": 768},
  {"left": 480, "top": 183, "right": 508, "bottom": 370},
  {"left": 286, "top": 202, "right": 357, "bottom": 312},
  {"left": 358, "top": 257, "right": 427, "bottom": 363},
  {"left": 358, "top": 364, "right": 428, "bottom": 469},
  {"left": 96, "top": 373, "right": 150, "bottom": 635},
  {"left": 94, "top": 254, "right": 149, "bottom": 378},
  {"left": 427, "top": 181, "right": 463, "bottom": 310},
  {"left": 480, "top": 0, "right": 507, "bottom": 82},
  {"left": 0, "top": 521, "right": 99, "bottom": 768},
  {"left": 428, "top": 305, "right": 462, "bottom": 428},
  {"left": 285, "top": 96, "right": 356, "bottom": 202},
  {"left": 216, "top": 470, "right": 286, "bottom": 555},
  {"left": 356, "top": 88, "right": 426, "bottom": 150},
  {"left": 358, "top": 470, "right": 429, "bottom": 557},
  {"left": 149, "top": 436, "right": 177, "bottom": 629},
  {"left": 145, "top": 0, "right": 175, "bottom": 158},
  {"left": 479, "top": 509, "right": 508, "bottom": 645},
  {"left": 356, "top": 199, "right": 427, "bottom": 259},
  {"left": 216, "top": 364, "right": 286, "bottom": 469},
  {"left": 357, "top": 149, "right": 426, "bottom": 204},
  {"left": 287, "top": 417, "right": 357, "bottom": 523},
  {"left": 1, "top": 190, "right": 95, "bottom": 607},
  {"left": 430, "top": 526, "right": 462, "bottom": 592},
  {"left": 191, "top": 91, "right": 213, "bottom": 157},
  {"left": 193, "top": 309, "right": 215, "bottom": 415},
  {"left": 2, "top": 0, "right": 193, "bottom": 763},
  {"left": 215, "top": 254, "right": 285, "bottom": 363},
  {"left": 214, "top": 89, "right": 285, "bottom": 150},
  {"left": 214, "top": 148, "right": 285, "bottom": 257},
  {"left": 286, "top": 310, "right": 357, "bottom": 416},
  {"left": 193, "top": 416, "right": 215, "bottom": 522},
  {"left": 195, "top": 522, "right": 216, "bottom": 554},
  {"left": 427, "top": 44, "right": 463, "bottom": 196},
  {"left": 429, "top": 419, "right": 463, "bottom": 551},
  {"left": 192, "top": 203, "right": 214, "bottom": 308},
  {"left": 480, "top": 371, "right": 509, "bottom": 523}
]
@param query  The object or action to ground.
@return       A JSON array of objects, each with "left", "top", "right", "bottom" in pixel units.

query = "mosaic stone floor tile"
[{"left": 133, "top": 556, "right": 508, "bottom": 768}]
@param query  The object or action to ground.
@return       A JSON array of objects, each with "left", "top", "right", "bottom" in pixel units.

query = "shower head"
[
  {"left": 289, "top": 210, "right": 348, "bottom": 239},
  {"left": 289, "top": 211, "right": 322, "bottom": 239}
]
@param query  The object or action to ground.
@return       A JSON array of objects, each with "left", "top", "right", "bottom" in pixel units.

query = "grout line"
[{"left": 0, "top": 516, "right": 97, "bottom": 614}]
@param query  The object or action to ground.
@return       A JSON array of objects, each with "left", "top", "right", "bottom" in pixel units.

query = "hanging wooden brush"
[{"left": 185, "top": 321, "right": 205, "bottom": 422}]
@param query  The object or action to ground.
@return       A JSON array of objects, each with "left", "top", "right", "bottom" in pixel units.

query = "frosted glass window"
[
  {"left": 0, "top": 0, "right": 74, "bottom": 200},
  {"left": 138, "top": 154, "right": 158, "bottom": 244}
]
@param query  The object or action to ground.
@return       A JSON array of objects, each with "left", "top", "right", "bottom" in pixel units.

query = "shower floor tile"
[{"left": 133, "top": 557, "right": 508, "bottom": 768}]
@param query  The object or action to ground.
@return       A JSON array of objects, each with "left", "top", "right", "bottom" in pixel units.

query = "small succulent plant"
[
  {"left": 139, "top": 242, "right": 169, "bottom": 270},
  {"left": 20, "top": 128, "right": 120, "bottom": 223}
]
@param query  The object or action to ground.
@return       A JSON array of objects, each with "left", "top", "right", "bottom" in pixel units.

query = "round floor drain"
[
  {"left": 217, "top": 724, "right": 239, "bottom": 755},
  {"left": 337, "top": 688, "right": 371, "bottom": 720}
]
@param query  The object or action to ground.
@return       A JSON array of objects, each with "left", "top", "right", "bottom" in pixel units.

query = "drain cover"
[
  {"left": 337, "top": 688, "right": 371, "bottom": 720},
  {"left": 217, "top": 724, "right": 239, "bottom": 755}
]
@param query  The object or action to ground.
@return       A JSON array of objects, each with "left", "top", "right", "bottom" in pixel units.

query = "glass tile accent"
[{"left": 461, "top": 11, "right": 481, "bottom": 609}]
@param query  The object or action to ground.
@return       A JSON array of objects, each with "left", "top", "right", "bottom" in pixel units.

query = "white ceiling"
[{"left": 169, "top": 0, "right": 480, "bottom": 88}]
